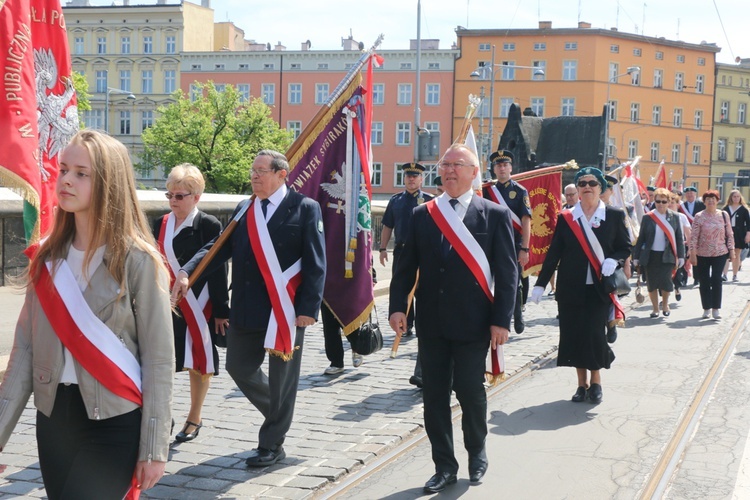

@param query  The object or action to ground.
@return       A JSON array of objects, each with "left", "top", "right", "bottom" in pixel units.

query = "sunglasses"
[
  {"left": 577, "top": 180, "right": 600, "bottom": 188},
  {"left": 654, "top": 199, "right": 669, "bottom": 204},
  {"left": 165, "top": 192, "right": 192, "bottom": 201}
]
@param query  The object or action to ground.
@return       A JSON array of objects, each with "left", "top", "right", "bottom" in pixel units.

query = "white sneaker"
[
  {"left": 352, "top": 351, "right": 363, "bottom": 368},
  {"left": 733, "top": 275, "right": 738, "bottom": 282},
  {"left": 324, "top": 365, "right": 344, "bottom": 375},
  {"left": 702, "top": 310, "right": 711, "bottom": 319},
  {"left": 712, "top": 309, "right": 721, "bottom": 319}
]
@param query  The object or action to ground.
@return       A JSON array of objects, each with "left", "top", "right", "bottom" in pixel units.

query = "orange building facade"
[
  {"left": 455, "top": 23, "right": 720, "bottom": 191},
  {"left": 181, "top": 46, "right": 457, "bottom": 199}
]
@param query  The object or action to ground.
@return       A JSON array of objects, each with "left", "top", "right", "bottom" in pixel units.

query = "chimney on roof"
[
  {"left": 578, "top": 21, "right": 591, "bottom": 29},
  {"left": 274, "top": 41, "right": 285, "bottom": 51},
  {"left": 301, "top": 40, "right": 311, "bottom": 51},
  {"left": 201, "top": 0, "right": 211, "bottom": 8},
  {"left": 539, "top": 21, "right": 552, "bottom": 29}
]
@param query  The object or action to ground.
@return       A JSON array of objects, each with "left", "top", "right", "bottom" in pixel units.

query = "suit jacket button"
[{"left": 440, "top": 268, "right": 445, "bottom": 273}]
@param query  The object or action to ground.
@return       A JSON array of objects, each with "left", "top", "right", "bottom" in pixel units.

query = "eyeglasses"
[
  {"left": 251, "top": 168, "right": 276, "bottom": 177},
  {"left": 577, "top": 180, "right": 600, "bottom": 188},
  {"left": 439, "top": 161, "right": 474, "bottom": 171},
  {"left": 165, "top": 192, "right": 192, "bottom": 201},
  {"left": 654, "top": 199, "right": 669, "bottom": 204}
]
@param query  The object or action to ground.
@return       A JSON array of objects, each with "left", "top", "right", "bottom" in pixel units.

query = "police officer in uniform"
[
  {"left": 482, "top": 150, "right": 530, "bottom": 333},
  {"left": 380, "top": 163, "right": 434, "bottom": 387}
]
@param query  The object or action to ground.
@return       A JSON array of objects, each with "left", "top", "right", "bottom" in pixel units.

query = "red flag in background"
[
  {"left": 654, "top": 160, "right": 668, "bottom": 189},
  {"left": 515, "top": 171, "right": 562, "bottom": 276}
]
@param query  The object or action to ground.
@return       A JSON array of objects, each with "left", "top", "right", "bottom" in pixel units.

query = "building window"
[
  {"left": 479, "top": 43, "right": 491, "bottom": 52},
  {"left": 119, "top": 70, "right": 131, "bottom": 92},
  {"left": 97, "top": 36, "right": 106, "bottom": 54},
  {"left": 695, "top": 75, "right": 704, "bottom": 94},
  {"left": 371, "top": 122, "right": 383, "bottom": 145},
  {"left": 141, "top": 110, "right": 153, "bottom": 131},
  {"left": 736, "top": 139, "right": 745, "bottom": 162},
  {"left": 288, "top": 83, "right": 302, "bottom": 104},
  {"left": 239, "top": 63, "right": 249, "bottom": 70},
  {"left": 653, "top": 69, "right": 663, "bottom": 88},
  {"left": 738, "top": 103, "right": 746, "bottom": 124},
  {"left": 630, "top": 103, "right": 640, "bottom": 123},
  {"left": 164, "top": 70, "right": 175, "bottom": 93},
  {"left": 190, "top": 83, "right": 200, "bottom": 101},
  {"left": 718, "top": 138, "right": 727, "bottom": 161},
  {"left": 372, "top": 83, "right": 384, "bottom": 105},
  {"left": 503, "top": 42, "right": 515, "bottom": 51},
  {"left": 633, "top": 48, "right": 642, "bottom": 56},
  {"left": 424, "top": 122, "right": 439, "bottom": 132},
  {"left": 425, "top": 84, "right": 440, "bottom": 105},
  {"left": 650, "top": 142, "right": 660, "bottom": 162},
  {"left": 631, "top": 71, "right": 640, "bottom": 86},
  {"left": 191, "top": 64, "right": 201, "bottom": 70},
  {"left": 315, "top": 83, "right": 329, "bottom": 104},
  {"left": 120, "top": 36, "right": 130, "bottom": 54},
  {"left": 561, "top": 98, "right": 575, "bottom": 116},
  {"left": 530, "top": 97, "right": 545, "bottom": 117},
  {"left": 562, "top": 60, "right": 577, "bottom": 81},
  {"left": 214, "top": 84, "right": 225, "bottom": 93},
  {"left": 655, "top": 51, "right": 664, "bottom": 60},
  {"left": 628, "top": 140, "right": 638, "bottom": 159},
  {"left": 692, "top": 145, "right": 701, "bottom": 164},
  {"left": 287, "top": 121, "right": 301, "bottom": 139},
  {"left": 607, "top": 138, "right": 615, "bottom": 158},
  {"left": 534, "top": 42, "right": 546, "bottom": 51},
  {"left": 500, "top": 98, "right": 514, "bottom": 118},
  {"left": 721, "top": 101, "right": 730, "bottom": 122},
  {"left": 95, "top": 70, "right": 107, "bottom": 93},
  {"left": 316, "top": 63, "right": 328, "bottom": 70},
  {"left": 119, "top": 110, "right": 131, "bottom": 135},
  {"left": 262, "top": 83, "right": 275, "bottom": 104},
  {"left": 394, "top": 164, "right": 405, "bottom": 188},
  {"left": 74, "top": 36, "right": 84, "bottom": 54},
  {"left": 675, "top": 72, "right": 684, "bottom": 91},
  {"left": 141, "top": 70, "right": 152, "bottom": 94},
  {"left": 166, "top": 35, "right": 176, "bottom": 54},
  {"left": 673, "top": 108, "right": 682, "bottom": 127},
  {"left": 671, "top": 144, "right": 680, "bottom": 163},
  {"left": 609, "top": 62, "right": 619, "bottom": 81},
  {"left": 400, "top": 62, "right": 413, "bottom": 70},
  {"left": 610, "top": 44, "right": 619, "bottom": 53},
  {"left": 237, "top": 84, "right": 250, "bottom": 102},
  {"left": 501, "top": 61, "right": 516, "bottom": 80},
  {"left": 371, "top": 163, "right": 382, "bottom": 187},
  {"left": 143, "top": 36, "right": 152, "bottom": 54},
  {"left": 261, "top": 63, "right": 274, "bottom": 70},
  {"left": 698, "top": 57, "right": 706, "bottom": 66},
  {"left": 397, "top": 83, "right": 412, "bottom": 105},
  {"left": 82, "top": 109, "right": 103, "bottom": 129},
  {"left": 677, "top": 54, "right": 685, "bottom": 63},
  {"left": 694, "top": 110, "right": 703, "bottom": 130},
  {"left": 532, "top": 60, "right": 546, "bottom": 80},
  {"left": 215, "top": 64, "right": 225, "bottom": 70},
  {"left": 564, "top": 42, "right": 577, "bottom": 50},
  {"left": 652, "top": 105, "right": 661, "bottom": 125},
  {"left": 608, "top": 101, "right": 617, "bottom": 121},
  {"left": 396, "top": 122, "right": 411, "bottom": 145},
  {"left": 428, "top": 62, "right": 440, "bottom": 69}
]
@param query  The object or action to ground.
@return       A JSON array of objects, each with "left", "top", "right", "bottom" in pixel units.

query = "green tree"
[
  {"left": 140, "top": 82, "right": 293, "bottom": 193},
  {"left": 72, "top": 72, "right": 91, "bottom": 115}
]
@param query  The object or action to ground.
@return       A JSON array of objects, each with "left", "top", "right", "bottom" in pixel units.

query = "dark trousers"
[
  {"left": 226, "top": 325, "right": 305, "bottom": 450},
  {"left": 419, "top": 336, "right": 489, "bottom": 474},
  {"left": 37, "top": 384, "right": 140, "bottom": 500},
  {"left": 696, "top": 254, "right": 728, "bottom": 309},
  {"left": 393, "top": 246, "right": 414, "bottom": 330},
  {"left": 322, "top": 303, "right": 358, "bottom": 368}
]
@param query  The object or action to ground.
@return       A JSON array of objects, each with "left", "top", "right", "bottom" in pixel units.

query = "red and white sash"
[
  {"left": 678, "top": 203, "right": 695, "bottom": 224},
  {"left": 561, "top": 210, "right": 625, "bottom": 326},
  {"left": 157, "top": 214, "right": 214, "bottom": 375},
  {"left": 486, "top": 184, "right": 523, "bottom": 234},
  {"left": 36, "top": 260, "right": 143, "bottom": 405},
  {"left": 647, "top": 211, "right": 679, "bottom": 276},
  {"left": 426, "top": 197, "right": 504, "bottom": 380},
  {"left": 246, "top": 198, "right": 302, "bottom": 360}
]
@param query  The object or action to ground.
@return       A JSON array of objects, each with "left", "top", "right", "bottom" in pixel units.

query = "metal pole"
[
  {"left": 488, "top": 44, "right": 496, "bottom": 171},
  {"left": 682, "top": 135, "right": 689, "bottom": 186},
  {"left": 604, "top": 78, "right": 610, "bottom": 170},
  {"left": 413, "top": 0, "right": 422, "bottom": 163},
  {"left": 105, "top": 90, "right": 110, "bottom": 133}
]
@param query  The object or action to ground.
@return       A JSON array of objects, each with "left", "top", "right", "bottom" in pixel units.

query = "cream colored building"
[
  {"left": 64, "top": 0, "right": 214, "bottom": 186},
  {"left": 712, "top": 61, "right": 750, "bottom": 199}
]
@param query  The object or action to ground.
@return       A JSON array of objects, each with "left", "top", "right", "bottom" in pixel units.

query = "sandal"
[
  {"left": 649, "top": 312, "right": 659, "bottom": 318},
  {"left": 175, "top": 420, "right": 203, "bottom": 443}
]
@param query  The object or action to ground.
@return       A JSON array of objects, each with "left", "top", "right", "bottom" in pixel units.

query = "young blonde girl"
[{"left": 0, "top": 130, "right": 174, "bottom": 499}]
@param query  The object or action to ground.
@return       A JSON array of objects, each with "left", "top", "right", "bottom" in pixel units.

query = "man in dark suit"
[
  {"left": 173, "top": 150, "right": 326, "bottom": 467},
  {"left": 389, "top": 144, "right": 517, "bottom": 493},
  {"left": 680, "top": 186, "right": 705, "bottom": 286}
]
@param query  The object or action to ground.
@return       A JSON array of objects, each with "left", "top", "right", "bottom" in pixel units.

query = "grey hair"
[{"left": 256, "top": 149, "right": 290, "bottom": 173}]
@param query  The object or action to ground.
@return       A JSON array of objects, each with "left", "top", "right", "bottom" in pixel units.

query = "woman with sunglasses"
[
  {"left": 690, "top": 190, "right": 734, "bottom": 319},
  {"left": 153, "top": 164, "right": 229, "bottom": 442},
  {"left": 531, "top": 167, "right": 631, "bottom": 403},
  {"left": 632, "top": 188, "right": 685, "bottom": 318}
]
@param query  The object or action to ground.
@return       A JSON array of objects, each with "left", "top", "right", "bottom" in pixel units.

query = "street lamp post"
[
  {"left": 105, "top": 87, "right": 136, "bottom": 134},
  {"left": 470, "top": 45, "right": 544, "bottom": 172},
  {"left": 603, "top": 66, "right": 640, "bottom": 169}
]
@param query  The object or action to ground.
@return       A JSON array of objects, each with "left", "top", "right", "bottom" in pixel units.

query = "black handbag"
[
  {"left": 602, "top": 267, "right": 631, "bottom": 297},
  {"left": 352, "top": 305, "right": 383, "bottom": 356},
  {"left": 673, "top": 266, "right": 688, "bottom": 288}
]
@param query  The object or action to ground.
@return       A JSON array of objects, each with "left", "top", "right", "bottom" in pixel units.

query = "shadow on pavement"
[
  {"left": 489, "top": 399, "right": 596, "bottom": 435},
  {"left": 333, "top": 388, "right": 422, "bottom": 422},
  {"left": 378, "top": 480, "right": 472, "bottom": 499}
]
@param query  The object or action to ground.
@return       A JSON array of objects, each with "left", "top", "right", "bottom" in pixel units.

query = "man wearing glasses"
[
  {"left": 389, "top": 145, "right": 517, "bottom": 493},
  {"left": 173, "top": 150, "right": 326, "bottom": 468},
  {"left": 482, "top": 149, "right": 531, "bottom": 334}
]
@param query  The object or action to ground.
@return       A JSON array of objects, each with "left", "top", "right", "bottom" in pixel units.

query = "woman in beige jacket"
[{"left": 0, "top": 130, "right": 174, "bottom": 499}]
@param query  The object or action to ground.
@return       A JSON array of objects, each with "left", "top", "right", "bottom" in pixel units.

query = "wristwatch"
[
  {"left": 520, "top": 247, "right": 529, "bottom": 252},
  {"left": 379, "top": 248, "right": 387, "bottom": 252}
]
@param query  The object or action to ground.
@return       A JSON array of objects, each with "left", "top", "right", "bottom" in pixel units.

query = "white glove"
[
  {"left": 632, "top": 260, "right": 639, "bottom": 267},
  {"left": 678, "top": 258, "right": 685, "bottom": 268},
  {"left": 601, "top": 258, "right": 618, "bottom": 277},
  {"left": 530, "top": 286, "right": 545, "bottom": 304}
]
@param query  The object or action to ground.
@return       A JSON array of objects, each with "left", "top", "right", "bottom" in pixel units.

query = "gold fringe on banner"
[
  {"left": 266, "top": 345, "right": 300, "bottom": 362},
  {"left": 323, "top": 299, "right": 375, "bottom": 336}
]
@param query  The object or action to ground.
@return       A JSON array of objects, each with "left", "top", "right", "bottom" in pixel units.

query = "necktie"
[
  {"left": 441, "top": 199, "right": 459, "bottom": 258},
  {"left": 261, "top": 198, "right": 270, "bottom": 218}
]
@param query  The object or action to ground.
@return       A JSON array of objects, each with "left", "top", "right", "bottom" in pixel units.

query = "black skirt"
[
  {"left": 557, "top": 285, "right": 615, "bottom": 370},
  {"left": 644, "top": 250, "right": 675, "bottom": 292}
]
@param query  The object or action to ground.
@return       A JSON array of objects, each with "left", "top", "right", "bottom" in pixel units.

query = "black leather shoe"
[
  {"left": 468, "top": 451, "right": 488, "bottom": 483},
  {"left": 245, "top": 446, "right": 286, "bottom": 467},
  {"left": 572, "top": 386, "right": 587, "bottom": 402},
  {"left": 606, "top": 325, "right": 617, "bottom": 344},
  {"left": 175, "top": 420, "right": 202, "bottom": 443},
  {"left": 587, "top": 383, "right": 603, "bottom": 403},
  {"left": 409, "top": 376, "right": 423, "bottom": 388},
  {"left": 469, "top": 466, "right": 487, "bottom": 483},
  {"left": 423, "top": 472, "right": 457, "bottom": 493},
  {"left": 514, "top": 317, "right": 525, "bottom": 334}
]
